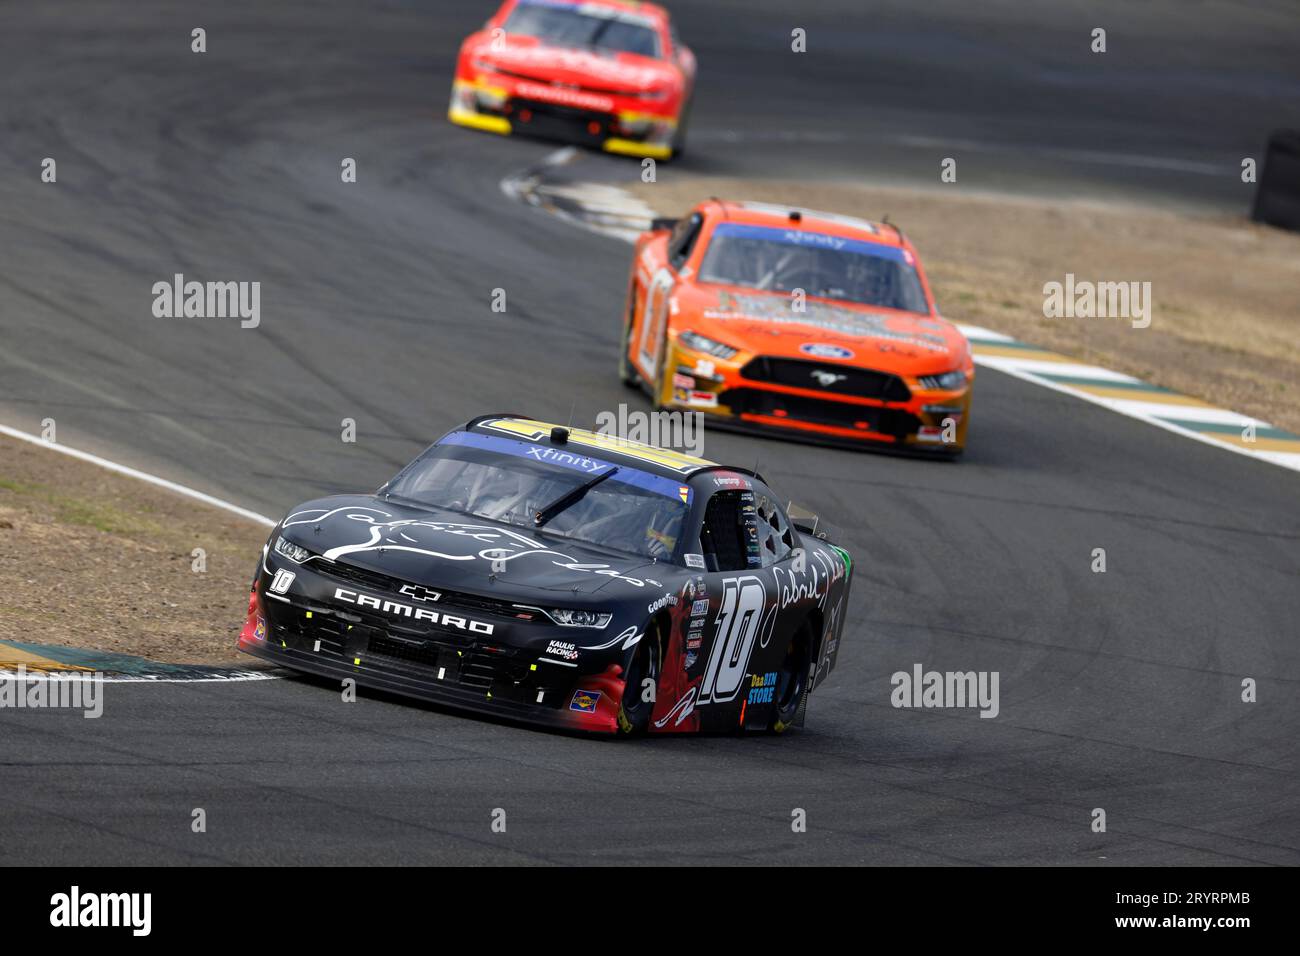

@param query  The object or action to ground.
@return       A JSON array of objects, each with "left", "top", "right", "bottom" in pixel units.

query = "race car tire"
[
  {"left": 769, "top": 619, "right": 813, "bottom": 734},
  {"left": 618, "top": 285, "right": 641, "bottom": 388},
  {"left": 1251, "top": 129, "right": 1300, "bottom": 232},
  {"left": 617, "top": 619, "right": 662, "bottom": 734}
]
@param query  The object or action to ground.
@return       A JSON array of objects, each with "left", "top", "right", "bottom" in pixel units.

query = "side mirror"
[
  {"left": 790, "top": 517, "right": 815, "bottom": 534},
  {"left": 789, "top": 503, "right": 829, "bottom": 540},
  {"left": 649, "top": 217, "right": 680, "bottom": 233}
]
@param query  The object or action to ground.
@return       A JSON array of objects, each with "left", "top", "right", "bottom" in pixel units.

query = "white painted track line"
[{"left": 0, "top": 424, "right": 277, "bottom": 527}]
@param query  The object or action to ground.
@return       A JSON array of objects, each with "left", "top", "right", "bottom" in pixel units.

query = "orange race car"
[
  {"left": 448, "top": 0, "right": 695, "bottom": 160},
  {"left": 618, "top": 200, "right": 975, "bottom": 455}
]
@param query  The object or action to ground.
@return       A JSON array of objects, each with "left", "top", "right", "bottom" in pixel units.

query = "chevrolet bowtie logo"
[
  {"left": 810, "top": 370, "right": 847, "bottom": 387},
  {"left": 398, "top": 584, "right": 442, "bottom": 603}
]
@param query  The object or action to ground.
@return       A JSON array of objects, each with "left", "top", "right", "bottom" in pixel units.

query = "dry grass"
[
  {"left": 628, "top": 178, "right": 1300, "bottom": 433},
  {"left": 0, "top": 436, "right": 268, "bottom": 664}
]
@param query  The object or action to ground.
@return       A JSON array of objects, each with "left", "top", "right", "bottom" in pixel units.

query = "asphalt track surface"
[{"left": 1, "top": 1, "right": 1298, "bottom": 864}]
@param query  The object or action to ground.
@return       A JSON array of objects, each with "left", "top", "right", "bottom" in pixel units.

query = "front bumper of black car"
[{"left": 237, "top": 553, "right": 631, "bottom": 733}]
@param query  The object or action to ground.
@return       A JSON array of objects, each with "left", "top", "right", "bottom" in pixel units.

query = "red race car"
[{"left": 448, "top": 0, "right": 695, "bottom": 160}]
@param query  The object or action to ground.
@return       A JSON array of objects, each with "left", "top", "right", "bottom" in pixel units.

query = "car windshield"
[
  {"left": 504, "top": 0, "right": 661, "bottom": 59},
  {"left": 698, "top": 223, "right": 930, "bottom": 314},
  {"left": 384, "top": 433, "right": 687, "bottom": 560}
]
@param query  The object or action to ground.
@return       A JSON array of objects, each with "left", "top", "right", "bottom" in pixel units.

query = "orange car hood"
[{"left": 678, "top": 284, "right": 970, "bottom": 376}]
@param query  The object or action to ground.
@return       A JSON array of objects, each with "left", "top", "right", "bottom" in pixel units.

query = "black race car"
[{"left": 239, "top": 414, "right": 852, "bottom": 735}]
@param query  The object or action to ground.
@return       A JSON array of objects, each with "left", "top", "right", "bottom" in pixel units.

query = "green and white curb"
[
  {"left": 0, "top": 640, "right": 277, "bottom": 683},
  {"left": 958, "top": 324, "right": 1300, "bottom": 472}
]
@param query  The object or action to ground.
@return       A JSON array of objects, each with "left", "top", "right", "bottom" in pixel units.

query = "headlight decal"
[
  {"left": 273, "top": 535, "right": 312, "bottom": 564},
  {"left": 678, "top": 330, "right": 739, "bottom": 360},
  {"left": 547, "top": 608, "right": 613, "bottom": 629},
  {"left": 918, "top": 370, "right": 968, "bottom": 391}
]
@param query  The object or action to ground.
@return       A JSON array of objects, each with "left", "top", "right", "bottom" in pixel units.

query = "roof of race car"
[
  {"left": 509, "top": 0, "right": 670, "bottom": 28},
  {"left": 711, "top": 199, "right": 907, "bottom": 248},
  {"left": 462, "top": 414, "right": 730, "bottom": 480}
]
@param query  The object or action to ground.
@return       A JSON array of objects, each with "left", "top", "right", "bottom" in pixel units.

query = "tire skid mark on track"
[
  {"left": 499, "top": 155, "right": 1300, "bottom": 474},
  {"left": 501, "top": 147, "right": 654, "bottom": 242},
  {"left": 0, "top": 0, "right": 1294, "bottom": 866}
]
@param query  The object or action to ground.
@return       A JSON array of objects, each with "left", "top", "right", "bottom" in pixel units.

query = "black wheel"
[
  {"left": 770, "top": 621, "right": 813, "bottom": 734},
  {"left": 618, "top": 621, "right": 661, "bottom": 734}
]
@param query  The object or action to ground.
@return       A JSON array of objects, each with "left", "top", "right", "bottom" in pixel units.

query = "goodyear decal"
[{"left": 959, "top": 324, "right": 1300, "bottom": 473}]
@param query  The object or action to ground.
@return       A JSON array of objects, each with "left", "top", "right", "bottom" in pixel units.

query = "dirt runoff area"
[
  {"left": 0, "top": 434, "right": 269, "bottom": 665},
  {"left": 627, "top": 178, "right": 1300, "bottom": 435}
]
